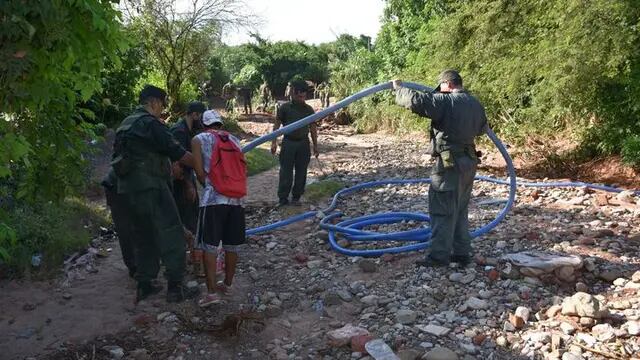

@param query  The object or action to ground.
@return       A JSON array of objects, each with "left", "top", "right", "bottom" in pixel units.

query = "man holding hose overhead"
[{"left": 392, "top": 70, "right": 487, "bottom": 268}]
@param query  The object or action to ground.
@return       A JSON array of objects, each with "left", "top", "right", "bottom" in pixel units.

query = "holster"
[
  {"left": 111, "top": 155, "right": 132, "bottom": 177},
  {"left": 439, "top": 150, "right": 455, "bottom": 169}
]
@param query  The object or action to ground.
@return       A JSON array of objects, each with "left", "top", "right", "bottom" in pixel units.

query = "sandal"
[
  {"left": 198, "top": 293, "right": 223, "bottom": 307},
  {"left": 216, "top": 281, "right": 233, "bottom": 296}
]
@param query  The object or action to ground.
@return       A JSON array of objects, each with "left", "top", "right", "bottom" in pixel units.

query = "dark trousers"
[
  {"left": 243, "top": 97, "right": 252, "bottom": 114},
  {"left": 172, "top": 178, "right": 198, "bottom": 234},
  {"left": 428, "top": 154, "right": 477, "bottom": 263},
  {"left": 278, "top": 138, "right": 311, "bottom": 201},
  {"left": 124, "top": 185, "right": 186, "bottom": 284},
  {"left": 105, "top": 187, "right": 136, "bottom": 273}
]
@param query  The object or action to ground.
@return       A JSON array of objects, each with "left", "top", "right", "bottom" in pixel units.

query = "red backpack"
[{"left": 207, "top": 130, "right": 247, "bottom": 198}]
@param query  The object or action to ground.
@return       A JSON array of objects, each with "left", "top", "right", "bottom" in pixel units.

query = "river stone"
[
  {"left": 561, "top": 292, "right": 609, "bottom": 319},
  {"left": 424, "top": 346, "right": 458, "bottom": 360}
]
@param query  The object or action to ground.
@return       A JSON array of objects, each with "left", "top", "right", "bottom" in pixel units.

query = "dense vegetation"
[{"left": 1, "top": 0, "right": 638, "bottom": 276}]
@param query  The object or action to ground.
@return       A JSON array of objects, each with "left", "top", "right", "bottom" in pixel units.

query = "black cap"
[
  {"left": 186, "top": 101, "right": 206, "bottom": 114},
  {"left": 139, "top": 85, "right": 167, "bottom": 105},
  {"left": 437, "top": 69, "right": 463, "bottom": 86}
]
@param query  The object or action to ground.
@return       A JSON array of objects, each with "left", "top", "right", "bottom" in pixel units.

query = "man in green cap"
[
  {"left": 392, "top": 70, "right": 487, "bottom": 268},
  {"left": 112, "top": 85, "right": 199, "bottom": 303},
  {"left": 270, "top": 79, "right": 319, "bottom": 206},
  {"left": 170, "top": 101, "right": 206, "bottom": 235}
]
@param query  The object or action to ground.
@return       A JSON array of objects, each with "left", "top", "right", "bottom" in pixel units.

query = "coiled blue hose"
[{"left": 241, "top": 82, "right": 637, "bottom": 256}]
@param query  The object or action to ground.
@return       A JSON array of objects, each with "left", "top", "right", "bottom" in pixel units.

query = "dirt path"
[{"left": 0, "top": 236, "right": 137, "bottom": 359}]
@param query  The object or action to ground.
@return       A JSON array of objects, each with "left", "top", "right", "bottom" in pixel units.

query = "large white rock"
[{"left": 561, "top": 292, "right": 609, "bottom": 319}]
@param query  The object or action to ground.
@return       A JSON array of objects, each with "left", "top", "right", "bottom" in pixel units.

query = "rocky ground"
[{"left": 2, "top": 113, "right": 640, "bottom": 360}]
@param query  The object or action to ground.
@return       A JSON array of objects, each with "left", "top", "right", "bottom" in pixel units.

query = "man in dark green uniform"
[
  {"left": 392, "top": 70, "right": 487, "bottom": 268},
  {"left": 170, "top": 101, "right": 205, "bottom": 234},
  {"left": 113, "top": 85, "right": 199, "bottom": 303},
  {"left": 270, "top": 80, "right": 319, "bottom": 206},
  {"left": 101, "top": 169, "right": 136, "bottom": 278}
]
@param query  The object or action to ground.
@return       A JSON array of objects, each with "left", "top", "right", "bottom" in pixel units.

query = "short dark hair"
[
  {"left": 139, "top": 85, "right": 167, "bottom": 105},
  {"left": 291, "top": 79, "right": 309, "bottom": 93},
  {"left": 438, "top": 70, "right": 463, "bottom": 87},
  {"left": 186, "top": 101, "right": 206, "bottom": 114}
]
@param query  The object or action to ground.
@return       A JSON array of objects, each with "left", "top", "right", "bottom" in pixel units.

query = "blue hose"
[{"left": 241, "top": 82, "right": 637, "bottom": 257}]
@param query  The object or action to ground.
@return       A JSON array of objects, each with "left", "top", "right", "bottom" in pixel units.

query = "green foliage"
[
  {"left": 0, "top": 223, "right": 17, "bottom": 262},
  {"left": 209, "top": 38, "right": 330, "bottom": 96},
  {"left": 215, "top": 44, "right": 262, "bottom": 83},
  {"left": 622, "top": 135, "right": 640, "bottom": 168},
  {"left": 376, "top": 0, "right": 440, "bottom": 78},
  {"left": 334, "top": 0, "right": 640, "bottom": 160},
  {"left": 251, "top": 40, "right": 329, "bottom": 94},
  {"left": 403, "top": 0, "right": 637, "bottom": 140},
  {"left": 0, "top": 198, "right": 109, "bottom": 277},
  {"left": 126, "top": 0, "right": 252, "bottom": 111},
  {"left": 305, "top": 180, "right": 346, "bottom": 202},
  {"left": 206, "top": 55, "right": 229, "bottom": 95},
  {"left": 245, "top": 147, "right": 278, "bottom": 176},
  {"left": 1, "top": 0, "right": 126, "bottom": 202},
  {"left": 330, "top": 48, "right": 382, "bottom": 99},
  {"left": 352, "top": 97, "right": 429, "bottom": 134},
  {"left": 85, "top": 39, "right": 147, "bottom": 127},
  {"left": 234, "top": 64, "right": 262, "bottom": 88},
  {"left": 0, "top": 0, "right": 124, "bottom": 277},
  {"left": 1, "top": 0, "right": 126, "bottom": 112}
]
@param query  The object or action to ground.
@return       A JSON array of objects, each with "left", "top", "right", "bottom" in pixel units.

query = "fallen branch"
[
  {"left": 177, "top": 311, "right": 265, "bottom": 337},
  {"left": 574, "top": 342, "right": 625, "bottom": 360}
]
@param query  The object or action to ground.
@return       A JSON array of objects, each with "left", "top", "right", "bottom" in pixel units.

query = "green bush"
[
  {"left": 234, "top": 64, "right": 262, "bottom": 88},
  {"left": 622, "top": 135, "right": 640, "bottom": 168},
  {"left": 351, "top": 96, "right": 429, "bottom": 134},
  {"left": 0, "top": 223, "right": 17, "bottom": 263},
  {"left": 0, "top": 198, "right": 109, "bottom": 278}
]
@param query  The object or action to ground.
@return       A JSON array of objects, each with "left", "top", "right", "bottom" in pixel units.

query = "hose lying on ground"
[{"left": 241, "top": 82, "right": 637, "bottom": 257}]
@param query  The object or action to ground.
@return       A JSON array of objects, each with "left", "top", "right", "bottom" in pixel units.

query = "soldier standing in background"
[
  {"left": 259, "top": 80, "right": 272, "bottom": 112},
  {"left": 270, "top": 80, "right": 319, "bottom": 206}
]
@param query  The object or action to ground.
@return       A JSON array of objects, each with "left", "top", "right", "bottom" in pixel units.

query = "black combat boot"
[
  {"left": 166, "top": 281, "right": 200, "bottom": 303},
  {"left": 136, "top": 281, "right": 162, "bottom": 303},
  {"left": 450, "top": 255, "right": 471, "bottom": 268},
  {"left": 415, "top": 255, "right": 449, "bottom": 268}
]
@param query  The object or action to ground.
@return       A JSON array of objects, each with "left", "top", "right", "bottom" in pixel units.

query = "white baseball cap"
[{"left": 202, "top": 110, "right": 223, "bottom": 126}]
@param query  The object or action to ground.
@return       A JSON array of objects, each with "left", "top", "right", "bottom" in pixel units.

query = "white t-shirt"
[{"left": 195, "top": 131, "right": 245, "bottom": 207}]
